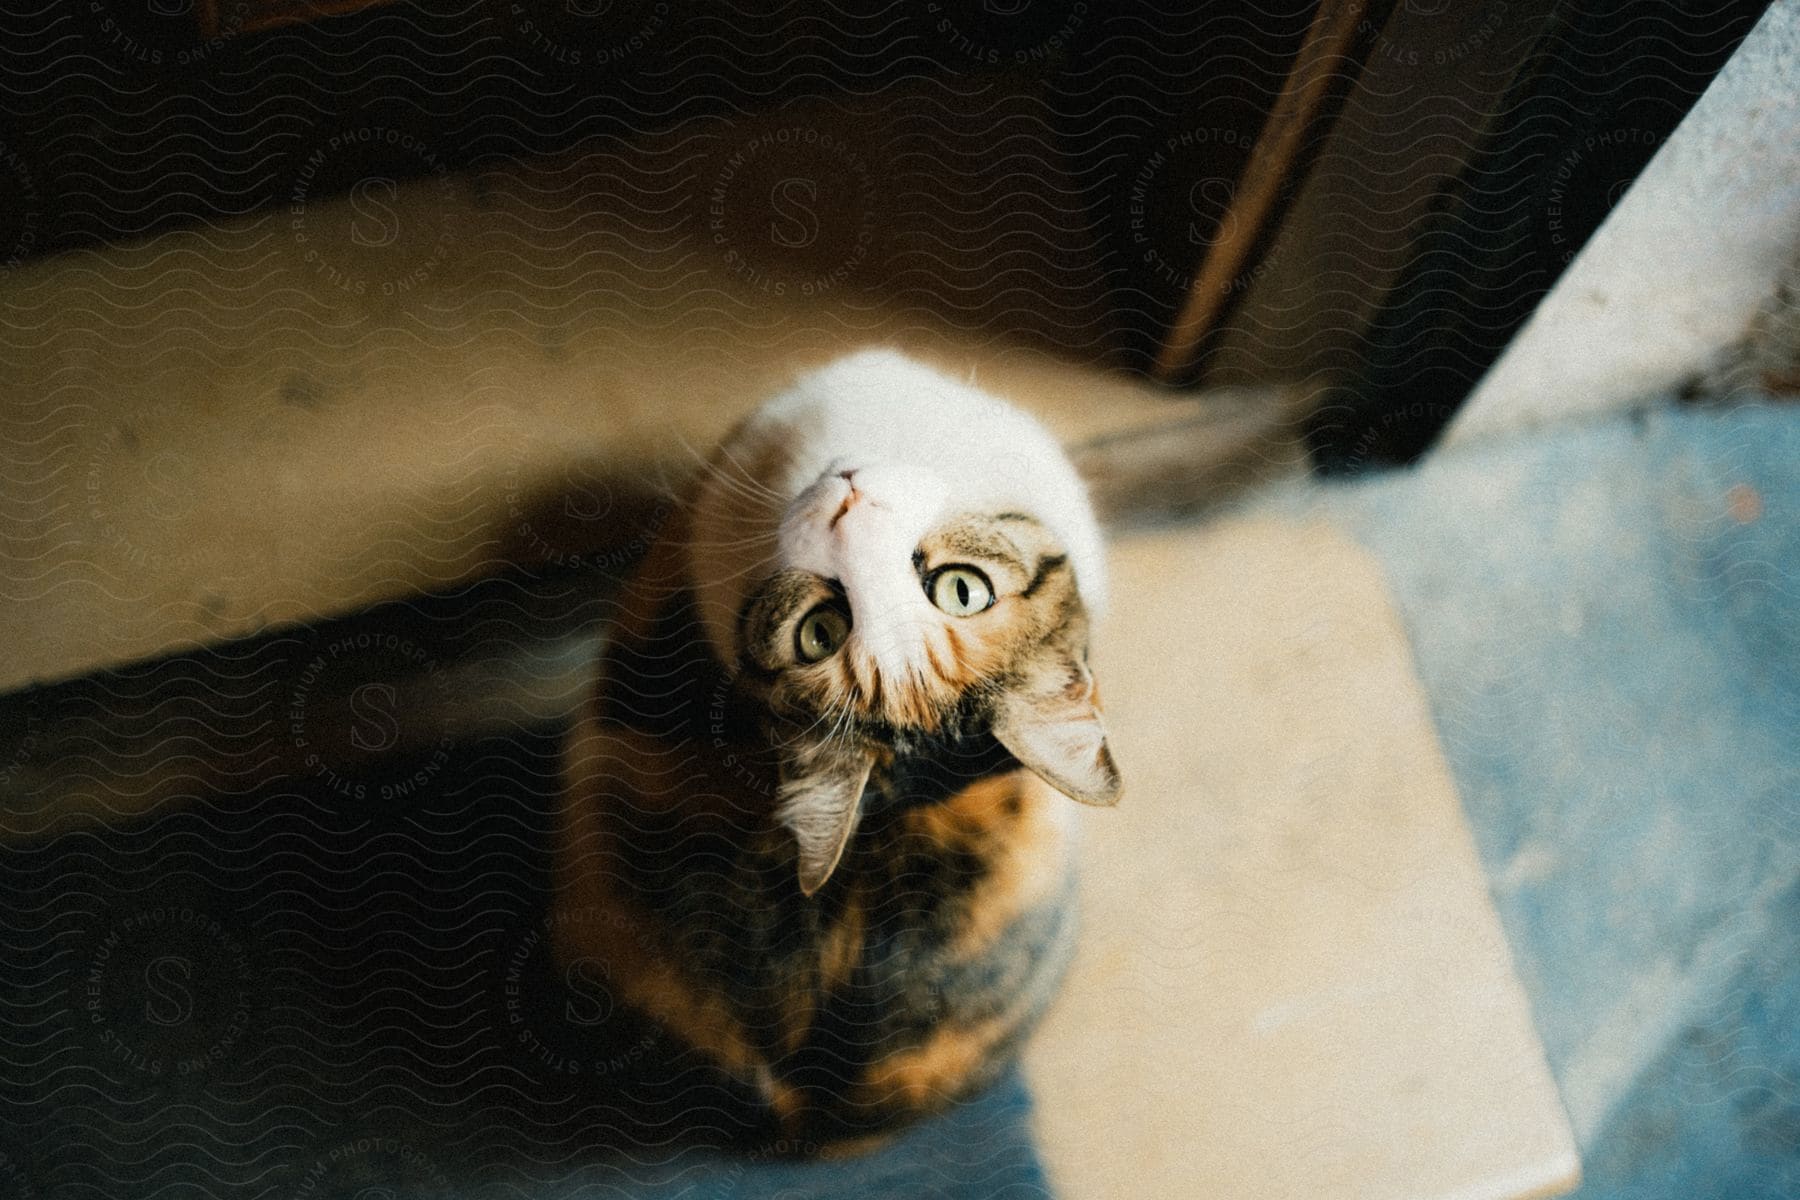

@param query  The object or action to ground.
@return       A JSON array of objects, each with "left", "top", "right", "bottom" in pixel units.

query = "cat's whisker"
[
  {"left": 694, "top": 468, "right": 783, "bottom": 512},
  {"left": 672, "top": 433, "right": 726, "bottom": 476},
  {"left": 782, "top": 696, "right": 854, "bottom": 752},
  {"left": 701, "top": 467, "right": 782, "bottom": 507},
  {"left": 674, "top": 440, "right": 768, "bottom": 502},
  {"left": 693, "top": 552, "right": 793, "bottom": 588},
  {"left": 770, "top": 681, "right": 854, "bottom": 747},
  {"left": 655, "top": 539, "right": 783, "bottom": 579},
  {"left": 681, "top": 436, "right": 789, "bottom": 506},
  {"left": 816, "top": 692, "right": 855, "bottom": 742},
  {"left": 823, "top": 693, "right": 857, "bottom": 749},
  {"left": 681, "top": 530, "right": 782, "bottom": 553},
  {"left": 843, "top": 644, "right": 880, "bottom": 718},
  {"left": 709, "top": 439, "right": 791, "bottom": 503}
]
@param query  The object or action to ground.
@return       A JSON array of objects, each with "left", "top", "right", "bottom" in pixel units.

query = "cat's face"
[
  {"left": 710, "top": 455, "right": 1120, "bottom": 895},
  {"left": 679, "top": 349, "right": 1118, "bottom": 893},
  {"left": 738, "top": 460, "right": 1073, "bottom": 730}
]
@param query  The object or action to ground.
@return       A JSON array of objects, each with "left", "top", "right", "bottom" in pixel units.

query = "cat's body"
[{"left": 553, "top": 349, "right": 1118, "bottom": 1146}]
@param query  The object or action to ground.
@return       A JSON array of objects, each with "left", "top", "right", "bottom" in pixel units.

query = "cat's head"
[{"left": 688, "top": 350, "right": 1120, "bottom": 893}]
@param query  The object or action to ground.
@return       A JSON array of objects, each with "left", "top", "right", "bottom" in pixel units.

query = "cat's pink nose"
[{"left": 829, "top": 475, "right": 862, "bottom": 528}]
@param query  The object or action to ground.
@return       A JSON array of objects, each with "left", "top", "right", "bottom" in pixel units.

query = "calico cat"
[{"left": 552, "top": 348, "right": 1120, "bottom": 1148}]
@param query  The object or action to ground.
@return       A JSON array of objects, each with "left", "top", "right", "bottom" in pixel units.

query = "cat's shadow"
[
  {"left": 0, "top": 730, "right": 1043, "bottom": 1199},
  {"left": 497, "top": 468, "right": 674, "bottom": 578}
]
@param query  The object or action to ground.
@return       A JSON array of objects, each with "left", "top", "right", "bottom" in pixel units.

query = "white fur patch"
[{"left": 689, "top": 349, "right": 1107, "bottom": 664}]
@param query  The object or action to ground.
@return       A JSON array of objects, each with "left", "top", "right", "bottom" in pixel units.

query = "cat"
[{"left": 551, "top": 347, "right": 1121, "bottom": 1149}]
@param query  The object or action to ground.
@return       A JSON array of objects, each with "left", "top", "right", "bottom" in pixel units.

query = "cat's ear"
[
  {"left": 777, "top": 741, "right": 877, "bottom": 897},
  {"left": 993, "top": 655, "right": 1122, "bottom": 807}
]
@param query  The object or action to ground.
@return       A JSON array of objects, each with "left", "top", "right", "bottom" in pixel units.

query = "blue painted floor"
[{"left": 1275, "top": 400, "right": 1800, "bottom": 1198}]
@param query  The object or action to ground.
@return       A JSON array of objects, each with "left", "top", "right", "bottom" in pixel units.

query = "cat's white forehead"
[{"left": 689, "top": 349, "right": 1107, "bottom": 660}]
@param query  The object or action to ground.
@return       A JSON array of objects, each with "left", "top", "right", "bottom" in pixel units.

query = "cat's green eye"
[
  {"left": 927, "top": 566, "right": 994, "bottom": 617},
  {"left": 795, "top": 605, "right": 850, "bottom": 663}
]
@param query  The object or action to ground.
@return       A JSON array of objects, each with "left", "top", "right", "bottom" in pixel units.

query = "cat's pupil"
[
  {"left": 797, "top": 607, "right": 848, "bottom": 662},
  {"left": 955, "top": 578, "right": 970, "bottom": 607}
]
